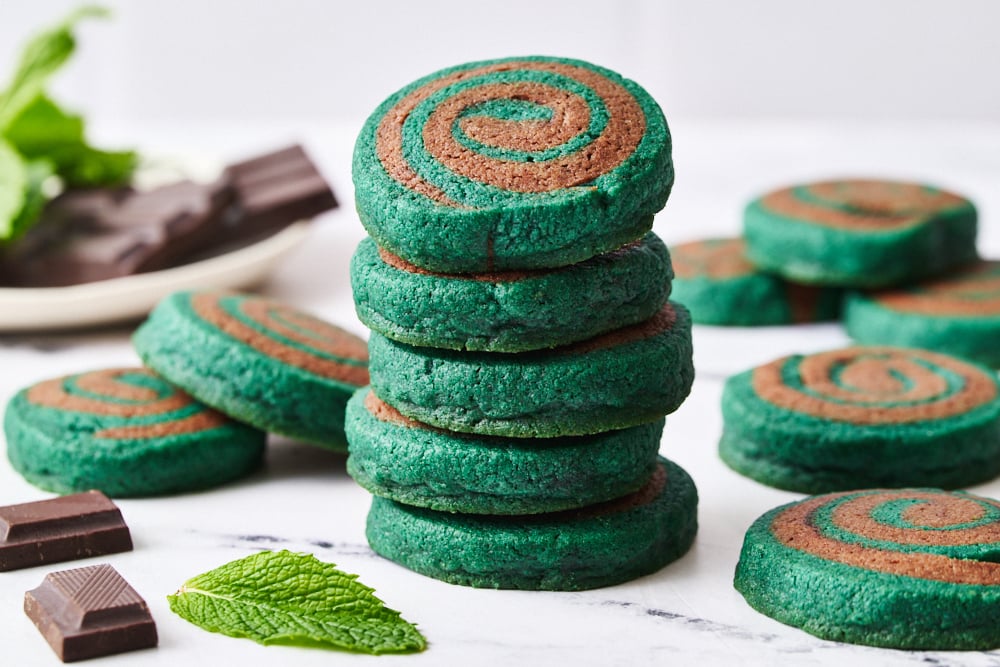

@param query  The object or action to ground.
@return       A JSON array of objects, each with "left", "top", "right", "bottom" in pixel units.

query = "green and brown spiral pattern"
[
  {"left": 188, "top": 292, "right": 369, "bottom": 386},
  {"left": 872, "top": 260, "right": 1000, "bottom": 316},
  {"left": 372, "top": 57, "right": 657, "bottom": 206},
  {"left": 671, "top": 238, "right": 755, "bottom": 280},
  {"left": 770, "top": 489, "right": 1000, "bottom": 585},
  {"left": 752, "top": 346, "right": 998, "bottom": 424},
  {"left": 27, "top": 368, "right": 227, "bottom": 439},
  {"left": 758, "top": 179, "right": 971, "bottom": 232}
]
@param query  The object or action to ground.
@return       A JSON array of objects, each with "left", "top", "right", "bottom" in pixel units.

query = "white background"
[{"left": 1, "top": 0, "right": 999, "bottom": 125}]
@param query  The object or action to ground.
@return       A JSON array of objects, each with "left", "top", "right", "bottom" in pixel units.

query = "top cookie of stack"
[{"left": 352, "top": 55, "right": 673, "bottom": 274}]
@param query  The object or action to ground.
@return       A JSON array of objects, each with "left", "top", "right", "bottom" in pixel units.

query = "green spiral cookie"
[
  {"left": 346, "top": 387, "right": 663, "bottom": 515},
  {"left": 736, "top": 488, "right": 1000, "bottom": 649},
  {"left": 368, "top": 302, "right": 694, "bottom": 438},
  {"left": 353, "top": 56, "right": 672, "bottom": 272},
  {"left": 366, "top": 457, "right": 697, "bottom": 590},
  {"left": 846, "top": 260, "right": 1000, "bottom": 367},
  {"left": 720, "top": 346, "right": 1000, "bottom": 493},
  {"left": 133, "top": 290, "right": 369, "bottom": 450},
  {"left": 4, "top": 368, "right": 265, "bottom": 496},
  {"left": 744, "top": 179, "right": 977, "bottom": 287},
  {"left": 670, "top": 237, "right": 841, "bottom": 325},
  {"left": 351, "top": 232, "right": 672, "bottom": 352}
]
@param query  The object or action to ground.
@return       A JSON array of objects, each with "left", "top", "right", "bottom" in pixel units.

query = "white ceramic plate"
[{"left": 0, "top": 222, "right": 312, "bottom": 331}]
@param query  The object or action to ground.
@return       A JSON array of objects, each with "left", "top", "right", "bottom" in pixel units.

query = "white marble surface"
[{"left": 2, "top": 121, "right": 1000, "bottom": 666}]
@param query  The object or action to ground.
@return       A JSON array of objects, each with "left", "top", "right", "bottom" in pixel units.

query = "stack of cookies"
[{"left": 346, "top": 56, "right": 698, "bottom": 591}]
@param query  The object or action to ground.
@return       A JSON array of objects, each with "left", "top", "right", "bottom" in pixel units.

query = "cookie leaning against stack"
[
  {"left": 134, "top": 290, "right": 370, "bottom": 451},
  {"left": 348, "top": 55, "right": 697, "bottom": 590}
]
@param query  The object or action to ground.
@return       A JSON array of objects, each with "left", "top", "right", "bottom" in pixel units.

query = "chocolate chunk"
[
  {"left": 0, "top": 491, "right": 133, "bottom": 572},
  {"left": 25, "top": 564, "right": 157, "bottom": 662}
]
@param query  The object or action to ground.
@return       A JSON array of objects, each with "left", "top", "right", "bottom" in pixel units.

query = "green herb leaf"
[
  {"left": 5, "top": 95, "right": 136, "bottom": 187},
  {"left": 0, "top": 139, "right": 55, "bottom": 242},
  {"left": 0, "top": 5, "right": 109, "bottom": 130},
  {"left": 7, "top": 158, "right": 55, "bottom": 241},
  {"left": 0, "top": 140, "right": 29, "bottom": 240},
  {"left": 167, "top": 550, "right": 427, "bottom": 655},
  {"left": 6, "top": 94, "right": 84, "bottom": 147}
]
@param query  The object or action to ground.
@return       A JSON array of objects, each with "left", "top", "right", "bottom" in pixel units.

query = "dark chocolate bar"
[
  {"left": 0, "top": 491, "right": 133, "bottom": 572},
  {"left": 0, "top": 181, "right": 232, "bottom": 286},
  {"left": 25, "top": 564, "right": 157, "bottom": 662},
  {"left": 0, "top": 144, "right": 337, "bottom": 288},
  {"left": 223, "top": 143, "right": 338, "bottom": 237}
]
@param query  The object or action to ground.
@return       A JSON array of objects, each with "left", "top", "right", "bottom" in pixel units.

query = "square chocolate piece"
[
  {"left": 25, "top": 564, "right": 157, "bottom": 662},
  {"left": 0, "top": 491, "right": 133, "bottom": 571}
]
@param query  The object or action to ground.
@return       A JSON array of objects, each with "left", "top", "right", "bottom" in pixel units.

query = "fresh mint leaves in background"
[
  {"left": 6, "top": 94, "right": 137, "bottom": 188},
  {"left": 8, "top": 158, "right": 54, "bottom": 241},
  {"left": 0, "top": 6, "right": 109, "bottom": 129},
  {"left": 0, "top": 5, "right": 137, "bottom": 242},
  {"left": 168, "top": 550, "right": 428, "bottom": 655},
  {"left": 0, "top": 141, "right": 29, "bottom": 239}
]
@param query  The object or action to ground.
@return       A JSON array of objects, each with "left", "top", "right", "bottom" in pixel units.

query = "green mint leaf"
[
  {"left": 5, "top": 95, "right": 85, "bottom": 150},
  {"left": 0, "top": 5, "right": 109, "bottom": 130},
  {"left": 50, "top": 144, "right": 137, "bottom": 188},
  {"left": 6, "top": 158, "right": 55, "bottom": 241},
  {"left": 167, "top": 550, "right": 427, "bottom": 655},
  {"left": 6, "top": 95, "right": 136, "bottom": 187},
  {"left": 0, "top": 140, "right": 29, "bottom": 240},
  {"left": 0, "top": 140, "right": 54, "bottom": 242}
]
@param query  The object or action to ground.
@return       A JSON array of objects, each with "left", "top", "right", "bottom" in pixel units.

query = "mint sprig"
[
  {"left": 0, "top": 141, "right": 28, "bottom": 237},
  {"left": 168, "top": 550, "right": 427, "bottom": 655},
  {"left": 0, "top": 5, "right": 137, "bottom": 243},
  {"left": 6, "top": 94, "right": 136, "bottom": 188}
]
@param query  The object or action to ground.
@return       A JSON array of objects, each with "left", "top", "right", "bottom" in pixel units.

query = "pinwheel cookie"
[
  {"left": 366, "top": 457, "right": 697, "bottom": 590},
  {"left": 5, "top": 368, "right": 265, "bottom": 496},
  {"left": 134, "top": 290, "right": 368, "bottom": 450},
  {"left": 670, "top": 237, "right": 840, "bottom": 325},
  {"left": 346, "top": 387, "right": 663, "bottom": 515},
  {"left": 736, "top": 488, "right": 1000, "bottom": 649},
  {"left": 744, "top": 179, "right": 977, "bottom": 287},
  {"left": 720, "top": 346, "right": 1000, "bottom": 492},
  {"left": 368, "top": 302, "right": 694, "bottom": 438},
  {"left": 353, "top": 56, "right": 673, "bottom": 272},
  {"left": 846, "top": 260, "right": 1000, "bottom": 367},
  {"left": 352, "top": 232, "right": 672, "bottom": 352}
]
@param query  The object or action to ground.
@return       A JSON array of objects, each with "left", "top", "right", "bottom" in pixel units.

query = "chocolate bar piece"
[
  {"left": 0, "top": 144, "right": 337, "bottom": 288},
  {"left": 0, "top": 491, "right": 133, "bottom": 572},
  {"left": 25, "top": 564, "right": 157, "bottom": 662},
  {"left": 223, "top": 143, "right": 338, "bottom": 237},
  {"left": 102, "top": 179, "right": 235, "bottom": 273},
  {"left": 0, "top": 181, "right": 232, "bottom": 287}
]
